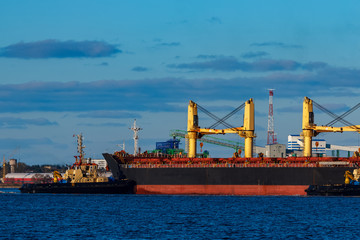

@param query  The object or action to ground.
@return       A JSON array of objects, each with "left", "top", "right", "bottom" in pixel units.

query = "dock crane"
[
  {"left": 302, "top": 96, "right": 360, "bottom": 157},
  {"left": 187, "top": 98, "right": 255, "bottom": 158},
  {"left": 170, "top": 129, "right": 244, "bottom": 151}
]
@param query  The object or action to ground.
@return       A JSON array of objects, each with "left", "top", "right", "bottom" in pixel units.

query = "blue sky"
[{"left": 1, "top": 1, "right": 360, "bottom": 164}]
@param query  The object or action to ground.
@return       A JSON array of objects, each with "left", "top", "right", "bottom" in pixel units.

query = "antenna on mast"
[
  {"left": 267, "top": 89, "right": 277, "bottom": 145},
  {"left": 130, "top": 119, "right": 142, "bottom": 156}
]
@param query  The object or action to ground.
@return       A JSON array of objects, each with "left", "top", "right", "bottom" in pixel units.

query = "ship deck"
[{"left": 121, "top": 162, "right": 356, "bottom": 168}]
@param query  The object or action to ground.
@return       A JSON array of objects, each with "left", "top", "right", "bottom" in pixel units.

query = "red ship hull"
[{"left": 135, "top": 185, "right": 308, "bottom": 195}]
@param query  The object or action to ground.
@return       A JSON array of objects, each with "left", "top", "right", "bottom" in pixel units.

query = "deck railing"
[{"left": 121, "top": 162, "right": 357, "bottom": 169}]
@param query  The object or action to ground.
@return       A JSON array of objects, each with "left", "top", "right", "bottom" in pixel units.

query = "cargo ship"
[
  {"left": 103, "top": 97, "right": 360, "bottom": 196},
  {"left": 20, "top": 134, "right": 136, "bottom": 194}
]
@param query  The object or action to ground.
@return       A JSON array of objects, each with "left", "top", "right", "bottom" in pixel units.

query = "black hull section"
[
  {"left": 19, "top": 180, "right": 136, "bottom": 194},
  {"left": 306, "top": 184, "right": 360, "bottom": 196},
  {"left": 116, "top": 167, "right": 353, "bottom": 186}
]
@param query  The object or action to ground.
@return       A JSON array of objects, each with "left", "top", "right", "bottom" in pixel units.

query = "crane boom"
[
  {"left": 302, "top": 97, "right": 360, "bottom": 157},
  {"left": 187, "top": 99, "right": 255, "bottom": 158}
]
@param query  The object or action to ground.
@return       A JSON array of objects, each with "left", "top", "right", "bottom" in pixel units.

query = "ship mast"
[
  {"left": 130, "top": 119, "right": 142, "bottom": 156},
  {"left": 76, "top": 133, "right": 85, "bottom": 164},
  {"left": 2, "top": 156, "right": 5, "bottom": 182}
]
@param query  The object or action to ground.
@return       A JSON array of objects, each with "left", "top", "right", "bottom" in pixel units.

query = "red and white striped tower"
[{"left": 267, "top": 89, "right": 277, "bottom": 145}]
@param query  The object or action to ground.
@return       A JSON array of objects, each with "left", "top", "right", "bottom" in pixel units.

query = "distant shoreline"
[{"left": 0, "top": 184, "right": 22, "bottom": 188}]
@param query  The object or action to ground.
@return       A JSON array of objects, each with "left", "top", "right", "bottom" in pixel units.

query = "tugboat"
[
  {"left": 20, "top": 134, "right": 136, "bottom": 194},
  {"left": 306, "top": 167, "right": 360, "bottom": 196}
]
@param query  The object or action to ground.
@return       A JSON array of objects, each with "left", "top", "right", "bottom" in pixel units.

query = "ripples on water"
[{"left": 0, "top": 189, "right": 358, "bottom": 239}]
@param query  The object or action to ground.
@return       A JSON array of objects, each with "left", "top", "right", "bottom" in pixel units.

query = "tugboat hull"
[
  {"left": 306, "top": 184, "right": 360, "bottom": 196},
  {"left": 19, "top": 180, "right": 136, "bottom": 194}
]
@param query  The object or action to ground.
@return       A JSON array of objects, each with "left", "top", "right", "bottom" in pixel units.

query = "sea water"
[{"left": 0, "top": 189, "right": 358, "bottom": 239}]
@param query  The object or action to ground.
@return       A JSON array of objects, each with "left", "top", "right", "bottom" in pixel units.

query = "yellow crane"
[
  {"left": 53, "top": 171, "right": 63, "bottom": 183},
  {"left": 187, "top": 98, "right": 255, "bottom": 158},
  {"left": 302, "top": 97, "right": 360, "bottom": 157},
  {"left": 344, "top": 170, "right": 356, "bottom": 184}
]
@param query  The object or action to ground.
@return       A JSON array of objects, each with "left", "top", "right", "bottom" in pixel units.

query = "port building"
[{"left": 288, "top": 135, "right": 326, "bottom": 155}]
